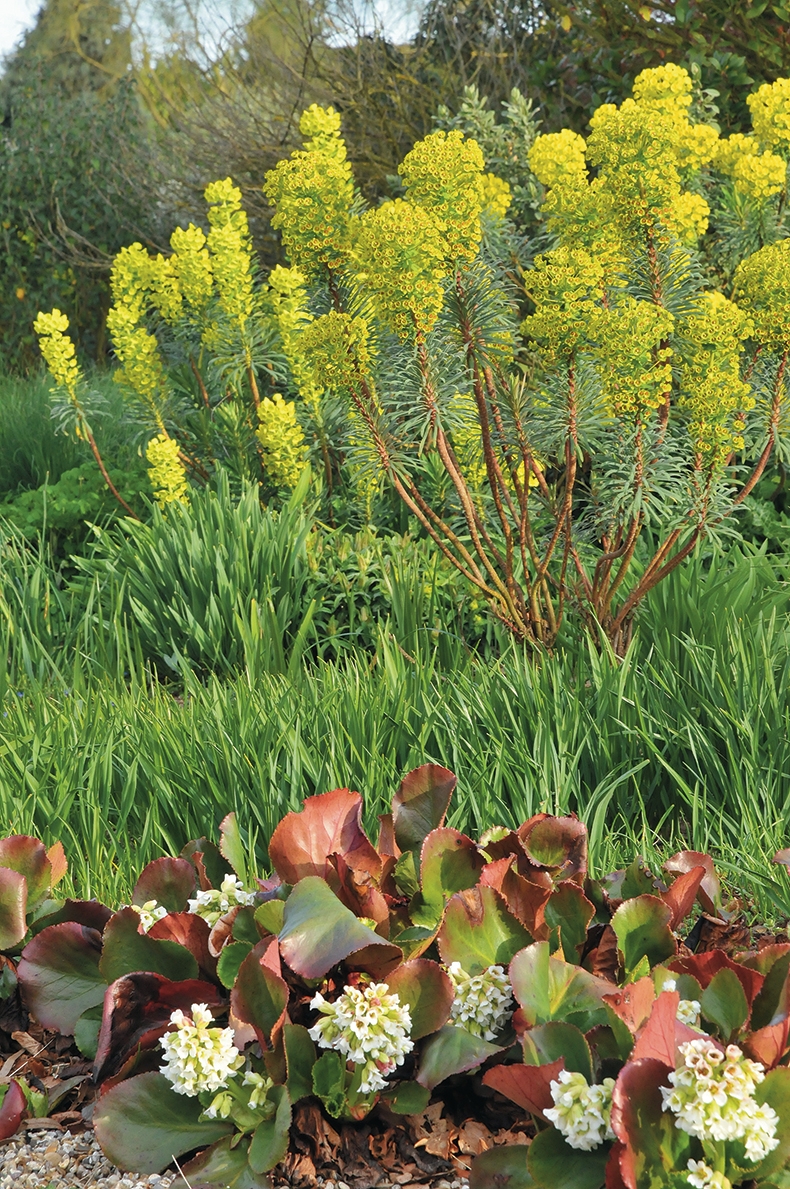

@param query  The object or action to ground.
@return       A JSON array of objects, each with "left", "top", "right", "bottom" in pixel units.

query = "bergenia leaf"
[
  {"left": 132, "top": 857, "right": 196, "bottom": 913},
  {"left": 519, "top": 815, "right": 587, "bottom": 885},
  {"left": 180, "top": 838, "right": 226, "bottom": 891},
  {"left": 664, "top": 850, "right": 726, "bottom": 919},
  {"left": 437, "top": 886, "right": 532, "bottom": 974},
  {"left": 148, "top": 912, "right": 217, "bottom": 982},
  {"left": 392, "top": 764, "right": 457, "bottom": 855},
  {"left": 522, "top": 1021, "right": 593, "bottom": 1082},
  {"left": 0, "top": 836, "right": 51, "bottom": 912},
  {"left": 479, "top": 857, "right": 551, "bottom": 936},
  {"left": 99, "top": 907, "right": 199, "bottom": 984},
  {"left": 219, "top": 812, "right": 249, "bottom": 885},
  {"left": 278, "top": 876, "right": 401, "bottom": 980},
  {"left": 527, "top": 1126, "right": 609, "bottom": 1189},
  {"left": 411, "top": 828, "right": 485, "bottom": 928},
  {"left": 629, "top": 991, "right": 699, "bottom": 1065},
  {"left": 670, "top": 950, "right": 764, "bottom": 1006},
  {"left": 0, "top": 867, "right": 27, "bottom": 951},
  {"left": 93, "top": 1071, "right": 233, "bottom": 1174},
  {"left": 248, "top": 1084, "right": 291, "bottom": 1174},
  {"left": 661, "top": 866, "right": 704, "bottom": 930},
  {"left": 46, "top": 842, "right": 68, "bottom": 887},
  {"left": 0, "top": 1080, "right": 26, "bottom": 1140},
  {"left": 181, "top": 1137, "right": 272, "bottom": 1189},
  {"left": 268, "top": 789, "right": 380, "bottom": 886},
  {"left": 416, "top": 1024, "right": 502, "bottom": 1089},
  {"left": 699, "top": 967, "right": 749, "bottom": 1042},
  {"left": 385, "top": 958, "right": 454, "bottom": 1038},
  {"left": 610, "top": 895, "right": 676, "bottom": 976},
  {"left": 230, "top": 942, "right": 288, "bottom": 1050},
  {"left": 283, "top": 1021, "right": 317, "bottom": 1102},
  {"left": 482, "top": 1059, "right": 563, "bottom": 1118},
  {"left": 543, "top": 883, "right": 595, "bottom": 963},
  {"left": 509, "top": 942, "right": 610, "bottom": 1031},
  {"left": 610, "top": 1057, "right": 689, "bottom": 1186},
  {"left": 17, "top": 921, "right": 106, "bottom": 1033},
  {"left": 469, "top": 1144, "right": 534, "bottom": 1189}
]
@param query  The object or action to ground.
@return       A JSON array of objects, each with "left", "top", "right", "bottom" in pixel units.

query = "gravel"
[{"left": 0, "top": 1128, "right": 178, "bottom": 1189}]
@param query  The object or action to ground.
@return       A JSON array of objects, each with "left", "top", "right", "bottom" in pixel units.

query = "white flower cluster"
[
  {"left": 129, "top": 899, "right": 168, "bottom": 933},
  {"left": 663, "top": 979, "right": 702, "bottom": 1028},
  {"left": 160, "top": 1003, "right": 244, "bottom": 1097},
  {"left": 187, "top": 873, "right": 256, "bottom": 927},
  {"left": 686, "top": 1159, "right": 732, "bottom": 1189},
  {"left": 446, "top": 962, "right": 513, "bottom": 1041},
  {"left": 661, "top": 1038, "right": 779, "bottom": 1163},
  {"left": 308, "top": 981, "right": 414, "bottom": 1095},
  {"left": 544, "top": 1070, "right": 616, "bottom": 1151}
]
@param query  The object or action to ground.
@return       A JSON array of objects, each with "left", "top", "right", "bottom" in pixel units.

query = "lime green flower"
[
  {"left": 146, "top": 434, "right": 189, "bottom": 507},
  {"left": 632, "top": 63, "right": 693, "bottom": 114},
  {"left": 733, "top": 238, "right": 790, "bottom": 349},
  {"left": 677, "top": 292, "right": 753, "bottom": 461},
  {"left": 171, "top": 224, "right": 214, "bottom": 315},
  {"left": 591, "top": 298, "right": 674, "bottom": 420},
  {"left": 300, "top": 311, "right": 374, "bottom": 393},
  {"left": 480, "top": 172, "right": 513, "bottom": 220},
  {"left": 399, "top": 128, "right": 485, "bottom": 263},
  {"left": 34, "top": 309, "right": 81, "bottom": 399},
  {"left": 204, "top": 178, "right": 255, "bottom": 333},
  {"left": 747, "top": 77, "right": 790, "bottom": 151},
  {"left": 528, "top": 129, "right": 587, "bottom": 189},
  {"left": 257, "top": 392, "right": 307, "bottom": 488},
  {"left": 732, "top": 151, "right": 787, "bottom": 201}
]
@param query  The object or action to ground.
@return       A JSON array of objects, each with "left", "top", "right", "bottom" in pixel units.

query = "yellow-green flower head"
[
  {"left": 204, "top": 178, "right": 255, "bottom": 330},
  {"left": 146, "top": 433, "right": 189, "bottom": 506},
  {"left": 714, "top": 133, "right": 758, "bottom": 175},
  {"left": 523, "top": 244, "right": 604, "bottom": 363},
  {"left": 632, "top": 63, "right": 693, "bottom": 114},
  {"left": 147, "top": 253, "right": 183, "bottom": 325},
  {"left": 480, "top": 172, "right": 513, "bottom": 220},
  {"left": 170, "top": 224, "right": 214, "bottom": 314},
  {"left": 354, "top": 199, "right": 447, "bottom": 340},
  {"left": 256, "top": 392, "right": 307, "bottom": 488},
  {"left": 34, "top": 308, "right": 81, "bottom": 399},
  {"left": 266, "top": 265, "right": 319, "bottom": 404},
  {"left": 677, "top": 122, "right": 720, "bottom": 175},
  {"left": 678, "top": 291, "right": 754, "bottom": 462},
  {"left": 111, "top": 243, "right": 154, "bottom": 322},
  {"left": 528, "top": 129, "right": 587, "bottom": 189},
  {"left": 299, "top": 103, "right": 348, "bottom": 163},
  {"left": 399, "top": 129, "right": 485, "bottom": 263},
  {"left": 665, "top": 191, "right": 710, "bottom": 244},
  {"left": 300, "top": 310, "right": 373, "bottom": 392},
  {"left": 732, "top": 151, "right": 787, "bottom": 202},
  {"left": 107, "top": 304, "right": 167, "bottom": 426},
  {"left": 587, "top": 98, "right": 684, "bottom": 223},
  {"left": 747, "top": 77, "right": 790, "bottom": 151},
  {"left": 733, "top": 238, "right": 790, "bottom": 349},
  {"left": 541, "top": 173, "right": 627, "bottom": 278},
  {"left": 591, "top": 297, "right": 674, "bottom": 420},
  {"left": 263, "top": 148, "right": 354, "bottom": 281}
]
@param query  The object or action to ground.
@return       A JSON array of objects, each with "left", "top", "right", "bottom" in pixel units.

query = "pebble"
[{"left": 0, "top": 1129, "right": 178, "bottom": 1189}]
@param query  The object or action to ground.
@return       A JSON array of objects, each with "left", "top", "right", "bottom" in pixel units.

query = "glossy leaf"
[
  {"left": 181, "top": 1137, "right": 272, "bottom": 1189},
  {"left": 483, "top": 1058, "right": 563, "bottom": 1117},
  {"left": 411, "top": 828, "right": 485, "bottom": 928},
  {"left": 94, "top": 1071, "right": 233, "bottom": 1174},
  {"left": 231, "top": 943, "right": 289, "bottom": 1050},
  {"left": 700, "top": 967, "right": 749, "bottom": 1042},
  {"left": 148, "top": 912, "right": 217, "bottom": 982},
  {"left": 479, "top": 857, "right": 550, "bottom": 936},
  {"left": 543, "top": 883, "right": 595, "bottom": 962},
  {"left": 74, "top": 1003, "right": 104, "bottom": 1060},
  {"left": 437, "top": 886, "right": 532, "bottom": 974},
  {"left": 670, "top": 950, "right": 764, "bottom": 1006},
  {"left": 470, "top": 1145, "right": 534, "bottom": 1189},
  {"left": 99, "top": 908, "right": 199, "bottom": 984},
  {"left": 522, "top": 1021, "right": 593, "bottom": 1082},
  {"left": 747, "top": 1067, "right": 790, "bottom": 1182},
  {"left": 610, "top": 1057, "right": 689, "bottom": 1187},
  {"left": 385, "top": 1080, "right": 431, "bottom": 1114},
  {"left": 630, "top": 991, "right": 699, "bottom": 1065},
  {"left": 180, "top": 838, "right": 227, "bottom": 891},
  {"left": 610, "top": 896, "right": 676, "bottom": 976},
  {"left": 278, "top": 876, "right": 400, "bottom": 980},
  {"left": 248, "top": 1085, "right": 291, "bottom": 1174},
  {"left": 0, "top": 867, "right": 27, "bottom": 950},
  {"left": 0, "top": 836, "right": 51, "bottom": 911},
  {"left": 392, "top": 764, "right": 457, "bottom": 854},
  {"left": 255, "top": 900, "right": 285, "bottom": 936},
  {"left": 661, "top": 867, "right": 704, "bottom": 930},
  {"left": 17, "top": 921, "right": 105, "bottom": 1033},
  {"left": 416, "top": 1024, "right": 501, "bottom": 1089},
  {"left": 268, "top": 789, "right": 380, "bottom": 885},
  {"left": 520, "top": 816, "right": 587, "bottom": 885},
  {"left": 510, "top": 942, "right": 610, "bottom": 1031},
  {"left": 312, "top": 1050, "right": 348, "bottom": 1118},
  {"left": 664, "top": 850, "right": 725, "bottom": 919},
  {"left": 0, "top": 1080, "right": 26, "bottom": 1140},
  {"left": 527, "top": 1125, "right": 608, "bottom": 1189},
  {"left": 385, "top": 958, "right": 454, "bottom": 1039},
  {"left": 132, "top": 857, "right": 196, "bottom": 914},
  {"left": 46, "top": 841, "right": 68, "bottom": 887},
  {"left": 217, "top": 941, "right": 253, "bottom": 989},
  {"left": 283, "top": 1021, "right": 316, "bottom": 1102},
  {"left": 219, "top": 812, "right": 249, "bottom": 885}
]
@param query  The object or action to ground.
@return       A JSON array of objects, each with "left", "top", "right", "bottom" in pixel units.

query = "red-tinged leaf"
[
  {"left": 523, "top": 1021, "right": 593, "bottom": 1082},
  {"left": 700, "top": 967, "right": 749, "bottom": 1041},
  {"left": 528, "top": 1126, "right": 609, "bottom": 1189},
  {"left": 231, "top": 941, "right": 288, "bottom": 1050},
  {"left": 611, "top": 1059, "right": 690, "bottom": 1187},
  {"left": 219, "top": 813, "right": 248, "bottom": 884},
  {"left": 469, "top": 1144, "right": 534, "bottom": 1189},
  {"left": 411, "top": 828, "right": 485, "bottom": 928},
  {"left": 278, "top": 876, "right": 401, "bottom": 980},
  {"left": 330, "top": 853, "right": 390, "bottom": 929},
  {"left": 610, "top": 896, "right": 676, "bottom": 976},
  {"left": 17, "top": 922, "right": 105, "bottom": 1033},
  {"left": 773, "top": 848, "right": 790, "bottom": 870},
  {"left": 664, "top": 850, "right": 725, "bottom": 919},
  {"left": 181, "top": 1136, "right": 272, "bottom": 1188},
  {"left": 385, "top": 959, "right": 454, "bottom": 1039},
  {"left": 99, "top": 908, "right": 199, "bottom": 985},
  {"left": 483, "top": 1059, "right": 563, "bottom": 1117},
  {"left": 148, "top": 912, "right": 217, "bottom": 982},
  {"left": 670, "top": 950, "right": 764, "bottom": 1005},
  {"left": 603, "top": 978, "right": 655, "bottom": 1035},
  {"left": 392, "top": 764, "right": 457, "bottom": 854},
  {"left": 0, "top": 867, "right": 27, "bottom": 950},
  {"left": 268, "top": 789, "right": 381, "bottom": 886},
  {"left": 180, "top": 838, "right": 226, "bottom": 891},
  {"left": 480, "top": 857, "right": 550, "bottom": 936},
  {"left": 544, "top": 883, "right": 595, "bottom": 962},
  {"left": 630, "top": 991, "right": 702, "bottom": 1065},
  {"left": 132, "top": 858, "right": 196, "bottom": 914},
  {"left": 31, "top": 898, "right": 113, "bottom": 934},
  {"left": 743, "top": 1018, "right": 790, "bottom": 1069},
  {"left": 519, "top": 815, "right": 587, "bottom": 885},
  {"left": 437, "top": 886, "right": 532, "bottom": 974},
  {"left": 510, "top": 942, "right": 611, "bottom": 1031},
  {"left": 0, "top": 837, "right": 50, "bottom": 911},
  {"left": 94, "top": 973, "right": 225, "bottom": 1080},
  {"left": 260, "top": 936, "right": 281, "bottom": 976},
  {"left": 46, "top": 842, "right": 68, "bottom": 887},
  {"left": 741, "top": 942, "right": 790, "bottom": 976},
  {"left": 0, "top": 1080, "right": 26, "bottom": 1140},
  {"left": 416, "top": 1024, "right": 502, "bottom": 1089},
  {"left": 604, "top": 1143, "right": 632, "bottom": 1189},
  {"left": 94, "top": 1071, "right": 233, "bottom": 1174},
  {"left": 377, "top": 813, "right": 398, "bottom": 859},
  {"left": 661, "top": 867, "right": 704, "bottom": 930}
]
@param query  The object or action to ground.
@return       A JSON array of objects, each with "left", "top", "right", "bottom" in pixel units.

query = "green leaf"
[
  {"left": 181, "top": 1137, "right": 272, "bottom": 1189},
  {"left": 510, "top": 943, "right": 610, "bottom": 1031},
  {"left": 0, "top": 837, "right": 51, "bottom": 912},
  {"left": 312, "top": 1050, "right": 348, "bottom": 1118},
  {"left": 383, "top": 1080, "right": 431, "bottom": 1114},
  {"left": 522, "top": 1021, "right": 593, "bottom": 1082},
  {"left": 74, "top": 1003, "right": 104, "bottom": 1059},
  {"left": 610, "top": 896, "right": 676, "bottom": 976},
  {"left": 17, "top": 921, "right": 106, "bottom": 1034},
  {"left": 254, "top": 901, "right": 285, "bottom": 936},
  {"left": 219, "top": 812, "right": 248, "bottom": 884},
  {"left": 437, "top": 886, "right": 532, "bottom": 974},
  {"left": 248, "top": 1085, "right": 291, "bottom": 1174},
  {"left": 543, "top": 884, "right": 595, "bottom": 963},
  {"left": 699, "top": 967, "right": 749, "bottom": 1042},
  {"left": 0, "top": 867, "right": 27, "bottom": 951},
  {"left": 231, "top": 946, "right": 288, "bottom": 1048},
  {"left": 394, "top": 851, "right": 420, "bottom": 898},
  {"left": 416, "top": 1025, "right": 501, "bottom": 1090},
  {"left": 411, "top": 828, "right": 485, "bottom": 928},
  {"left": 470, "top": 1145, "right": 534, "bottom": 1189},
  {"left": 215, "top": 942, "right": 251, "bottom": 989},
  {"left": 278, "top": 876, "right": 401, "bottom": 980},
  {"left": 99, "top": 908, "right": 199, "bottom": 984},
  {"left": 392, "top": 764, "right": 457, "bottom": 854},
  {"left": 93, "top": 1072, "right": 233, "bottom": 1175},
  {"left": 527, "top": 1127, "right": 608, "bottom": 1189},
  {"left": 132, "top": 858, "right": 196, "bottom": 914},
  {"left": 385, "top": 959, "right": 454, "bottom": 1039},
  {"left": 283, "top": 1022, "right": 316, "bottom": 1103}
]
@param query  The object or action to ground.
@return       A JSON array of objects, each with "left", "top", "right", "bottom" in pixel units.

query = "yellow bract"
[
  {"left": 733, "top": 239, "right": 790, "bottom": 350},
  {"left": 747, "top": 77, "right": 790, "bottom": 151},
  {"left": 480, "top": 173, "right": 513, "bottom": 220},
  {"left": 301, "top": 311, "right": 374, "bottom": 393},
  {"left": 256, "top": 393, "right": 307, "bottom": 489},
  {"left": 591, "top": 298, "right": 674, "bottom": 420},
  {"left": 528, "top": 129, "right": 587, "bottom": 189},
  {"left": 146, "top": 434, "right": 189, "bottom": 506},
  {"left": 399, "top": 129, "right": 485, "bottom": 263},
  {"left": 732, "top": 151, "right": 787, "bottom": 202},
  {"left": 33, "top": 309, "right": 81, "bottom": 400},
  {"left": 523, "top": 245, "right": 604, "bottom": 365},
  {"left": 205, "top": 178, "right": 255, "bottom": 332}
]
